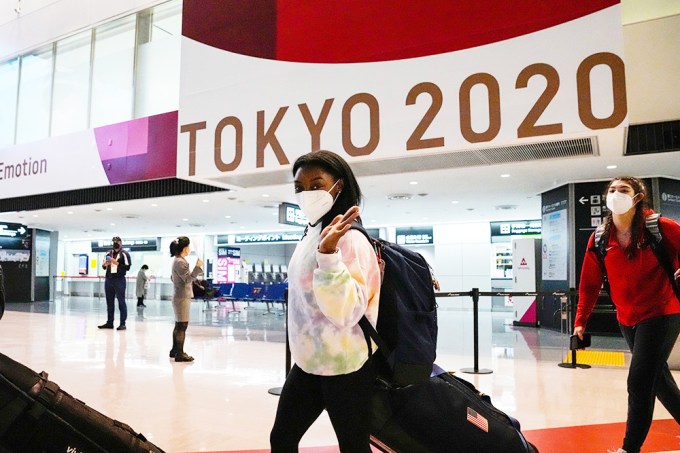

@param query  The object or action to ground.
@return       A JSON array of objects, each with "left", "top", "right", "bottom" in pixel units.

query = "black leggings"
[
  {"left": 620, "top": 314, "right": 680, "bottom": 453},
  {"left": 172, "top": 322, "right": 189, "bottom": 354},
  {"left": 270, "top": 360, "right": 375, "bottom": 452}
]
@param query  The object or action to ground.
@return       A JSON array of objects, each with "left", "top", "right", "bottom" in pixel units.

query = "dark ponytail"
[{"left": 170, "top": 236, "right": 190, "bottom": 257}]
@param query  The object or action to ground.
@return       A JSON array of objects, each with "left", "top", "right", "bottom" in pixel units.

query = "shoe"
[
  {"left": 116, "top": 325, "right": 126, "bottom": 331},
  {"left": 174, "top": 352, "right": 194, "bottom": 363},
  {"left": 98, "top": 323, "right": 114, "bottom": 329},
  {"left": 169, "top": 349, "right": 177, "bottom": 358}
]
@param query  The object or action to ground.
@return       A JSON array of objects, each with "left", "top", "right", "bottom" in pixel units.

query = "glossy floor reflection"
[{"left": 1, "top": 296, "right": 678, "bottom": 452}]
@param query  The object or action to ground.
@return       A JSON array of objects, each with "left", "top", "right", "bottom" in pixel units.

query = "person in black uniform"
[{"left": 98, "top": 236, "right": 132, "bottom": 331}]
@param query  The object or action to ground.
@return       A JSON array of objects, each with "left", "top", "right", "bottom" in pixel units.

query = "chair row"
[{"left": 209, "top": 282, "right": 288, "bottom": 313}]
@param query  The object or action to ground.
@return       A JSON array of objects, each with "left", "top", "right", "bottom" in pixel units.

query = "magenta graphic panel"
[{"left": 94, "top": 111, "right": 178, "bottom": 184}]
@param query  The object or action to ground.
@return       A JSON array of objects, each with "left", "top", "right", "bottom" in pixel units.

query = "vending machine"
[{"left": 512, "top": 238, "right": 541, "bottom": 326}]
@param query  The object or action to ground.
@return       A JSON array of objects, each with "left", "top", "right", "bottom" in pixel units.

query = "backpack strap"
[
  {"left": 588, "top": 223, "right": 613, "bottom": 298},
  {"left": 644, "top": 214, "right": 680, "bottom": 301},
  {"left": 591, "top": 224, "right": 607, "bottom": 261},
  {"left": 349, "top": 222, "right": 392, "bottom": 361},
  {"left": 645, "top": 213, "right": 662, "bottom": 242}
]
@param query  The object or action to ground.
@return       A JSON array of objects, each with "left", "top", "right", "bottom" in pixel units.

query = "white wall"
[
  {"left": 433, "top": 222, "right": 492, "bottom": 311},
  {"left": 623, "top": 14, "right": 680, "bottom": 124}
]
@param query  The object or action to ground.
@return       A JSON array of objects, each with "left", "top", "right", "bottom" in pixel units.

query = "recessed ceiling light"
[
  {"left": 225, "top": 215, "right": 232, "bottom": 219},
  {"left": 33, "top": 214, "right": 38, "bottom": 218},
  {"left": 67, "top": 211, "right": 73, "bottom": 214},
  {"left": 451, "top": 200, "right": 459, "bottom": 204},
  {"left": 387, "top": 193, "right": 413, "bottom": 200},
  {"left": 262, "top": 194, "right": 270, "bottom": 198},
  {"left": 202, "top": 199, "right": 209, "bottom": 203},
  {"left": 606, "top": 165, "right": 617, "bottom": 169},
  {"left": 370, "top": 220, "right": 376, "bottom": 223},
  {"left": 110, "top": 223, "right": 115, "bottom": 226},
  {"left": 240, "top": 226, "right": 245, "bottom": 229},
  {"left": 106, "top": 208, "right": 113, "bottom": 211},
  {"left": 409, "top": 181, "right": 418, "bottom": 185},
  {"left": 500, "top": 174, "right": 510, "bottom": 178},
  {"left": 182, "top": 218, "right": 188, "bottom": 221},
  {"left": 151, "top": 203, "right": 158, "bottom": 207}
]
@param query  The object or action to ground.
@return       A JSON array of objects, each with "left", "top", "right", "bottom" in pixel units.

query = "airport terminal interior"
[
  {"left": 1, "top": 294, "right": 679, "bottom": 453},
  {"left": 1, "top": 0, "right": 680, "bottom": 452}
]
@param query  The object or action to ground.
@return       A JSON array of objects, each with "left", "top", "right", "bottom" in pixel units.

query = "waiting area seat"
[{"left": 218, "top": 282, "right": 288, "bottom": 313}]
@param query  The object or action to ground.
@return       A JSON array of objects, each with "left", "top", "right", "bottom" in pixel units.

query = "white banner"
[
  {"left": 178, "top": 6, "right": 626, "bottom": 183},
  {"left": 0, "top": 131, "right": 108, "bottom": 198}
]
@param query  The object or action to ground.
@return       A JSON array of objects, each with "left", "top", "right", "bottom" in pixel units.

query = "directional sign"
[
  {"left": 0, "top": 222, "right": 30, "bottom": 250},
  {"left": 578, "top": 196, "right": 588, "bottom": 205}
]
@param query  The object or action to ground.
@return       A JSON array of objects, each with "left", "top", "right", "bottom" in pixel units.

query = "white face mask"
[
  {"left": 606, "top": 191, "right": 636, "bottom": 215},
  {"left": 295, "top": 180, "right": 341, "bottom": 225}
]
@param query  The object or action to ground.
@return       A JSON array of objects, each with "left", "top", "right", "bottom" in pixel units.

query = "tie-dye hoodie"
[{"left": 287, "top": 223, "right": 381, "bottom": 376}]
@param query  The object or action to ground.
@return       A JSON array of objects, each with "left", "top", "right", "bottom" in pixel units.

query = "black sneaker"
[
  {"left": 169, "top": 349, "right": 177, "bottom": 358},
  {"left": 98, "top": 323, "right": 114, "bottom": 329},
  {"left": 116, "top": 325, "right": 126, "bottom": 331},
  {"left": 174, "top": 352, "right": 194, "bottom": 363}
]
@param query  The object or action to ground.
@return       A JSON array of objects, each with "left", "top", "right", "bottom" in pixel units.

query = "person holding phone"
[
  {"left": 270, "top": 150, "right": 381, "bottom": 452},
  {"left": 575, "top": 177, "right": 680, "bottom": 453},
  {"left": 99, "top": 236, "right": 132, "bottom": 330},
  {"left": 169, "top": 236, "right": 203, "bottom": 363}
]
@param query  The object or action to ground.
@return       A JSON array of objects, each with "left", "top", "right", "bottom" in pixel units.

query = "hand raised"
[{"left": 318, "top": 206, "right": 360, "bottom": 254}]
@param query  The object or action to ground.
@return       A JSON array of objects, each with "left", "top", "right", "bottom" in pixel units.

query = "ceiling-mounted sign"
[
  {"left": 0, "top": 222, "right": 31, "bottom": 262},
  {"left": 178, "top": 1, "right": 626, "bottom": 185},
  {"left": 278, "top": 202, "right": 308, "bottom": 227},
  {"left": 0, "top": 223, "right": 30, "bottom": 250},
  {"left": 396, "top": 227, "right": 433, "bottom": 245},
  {"left": 234, "top": 232, "right": 304, "bottom": 244},
  {"left": 490, "top": 220, "right": 542, "bottom": 237},
  {"left": 217, "top": 246, "right": 241, "bottom": 258},
  {"left": 218, "top": 231, "right": 303, "bottom": 244},
  {"left": 91, "top": 237, "right": 160, "bottom": 252}
]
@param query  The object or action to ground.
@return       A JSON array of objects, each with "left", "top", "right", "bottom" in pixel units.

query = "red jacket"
[{"left": 576, "top": 213, "right": 680, "bottom": 328}]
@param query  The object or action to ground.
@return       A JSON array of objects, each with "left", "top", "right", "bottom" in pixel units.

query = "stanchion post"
[
  {"left": 461, "top": 288, "right": 493, "bottom": 375},
  {"left": 269, "top": 289, "right": 290, "bottom": 395},
  {"left": 558, "top": 290, "right": 590, "bottom": 369}
]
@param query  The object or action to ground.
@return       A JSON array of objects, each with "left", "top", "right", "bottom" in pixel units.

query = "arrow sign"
[
  {"left": 17, "top": 227, "right": 26, "bottom": 235},
  {"left": 579, "top": 196, "right": 588, "bottom": 205}
]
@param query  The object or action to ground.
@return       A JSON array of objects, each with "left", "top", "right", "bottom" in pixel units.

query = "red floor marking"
[
  {"left": 186, "top": 420, "right": 679, "bottom": 453},
  {"left": 524, "top": 419, "right": 680, "bottom": 452}
]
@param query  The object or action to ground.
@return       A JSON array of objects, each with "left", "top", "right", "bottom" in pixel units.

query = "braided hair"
[{"left": 602, "top": 176, "right": 649, "bottom": 259}]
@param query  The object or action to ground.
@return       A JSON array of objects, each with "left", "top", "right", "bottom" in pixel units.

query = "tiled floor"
[{"left": 1, "top": 296, "right": 678, "bottom": 452}]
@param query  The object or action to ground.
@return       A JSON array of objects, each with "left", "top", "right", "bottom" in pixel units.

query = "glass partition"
[
  {"left": 52, "top": 30, "right": 93, "bottom": 136},
  {"left": 0, "top": 58, "right": 20, "bottom": 147},
  {"left": 135, "top": 0, "right": 182, "bottom": 117},
  {"left": 16, "top": 45, "right": 53, "bottom": 144},
  {"left": 91, "top": 15, "right": 136, "bottom": 128}
]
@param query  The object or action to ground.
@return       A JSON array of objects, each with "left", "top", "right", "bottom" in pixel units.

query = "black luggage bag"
[
  {"left": 370, "top": 371, "right": 538, "bottom": 453},
  {"left": 0, "top": 352, "right": 165, "bottom": 453}
]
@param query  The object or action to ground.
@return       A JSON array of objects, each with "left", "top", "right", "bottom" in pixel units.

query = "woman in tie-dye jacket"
[{"left": 270, "top": 150, "right": 381, "bottom": 453}]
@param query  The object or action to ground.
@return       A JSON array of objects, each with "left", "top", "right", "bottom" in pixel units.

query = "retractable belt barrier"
[
  {"left": 269, "top": 288, "right": 582, "bottom": 396},
  {"left": 434, "top": 288, "right": 579, "bottom": 374}
]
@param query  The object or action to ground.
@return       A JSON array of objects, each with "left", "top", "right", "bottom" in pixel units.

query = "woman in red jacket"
[{"left": 575, "top": 176, "right": 680, "bottom": 453}]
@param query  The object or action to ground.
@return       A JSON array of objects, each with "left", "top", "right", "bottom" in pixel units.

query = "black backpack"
[
  {"left": 591, "top": 213, "right": 680, "bottom": 301},
  {"left": 352, "top": 222, "right": 438, "bottom": 386}
]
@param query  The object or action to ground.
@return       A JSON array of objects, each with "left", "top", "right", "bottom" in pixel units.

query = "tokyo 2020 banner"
[{"left": 178, "top": 0, "right": 626, "bottom": 186}]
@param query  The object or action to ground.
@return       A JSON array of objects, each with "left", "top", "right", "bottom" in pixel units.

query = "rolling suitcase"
[
  {"left": 0, "top": 352, "right": 165, "bottom": 453},
  {"left": 369, "top": 371, "right": 538, "bottom": 453}
]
